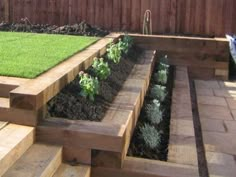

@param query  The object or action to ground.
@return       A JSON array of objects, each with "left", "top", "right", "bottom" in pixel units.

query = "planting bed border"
[
  {"left": 2, "top": 33, "right": 120, "bottom": 126},
  {"left": 37, "top": 50, "right": 156, "bottom": 166}
]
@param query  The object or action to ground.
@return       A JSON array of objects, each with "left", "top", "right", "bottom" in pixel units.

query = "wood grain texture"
[
  {"left": 0, "top": 124, "right": 34, "bottom": 176},
  {"left": 3, "top": 143, "right": 62, "bottom": 177},
  {"left": 53, "top": 163, "right": 91, "bottom": 177},
  {"left": 92, "top": 157, "right": 199, "bottom": 177},
  {"left": 1, "top": 0, "right": 235, "bottom": 36}
]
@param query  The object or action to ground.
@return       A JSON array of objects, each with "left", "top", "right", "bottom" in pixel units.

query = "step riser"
[
  {"left": 41, "top": 148, "right": 62, "bottom": 177},
  {"left": 0, "top": 125, "right": 34, "bottom": 176},
  {"left": 0, "top": 84, "right": 17, "bottom": 98}
]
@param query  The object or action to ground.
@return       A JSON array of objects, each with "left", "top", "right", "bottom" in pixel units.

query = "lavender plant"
[
  {"left": 140, "top": 123, "right": 161, "bottom": 149},
  {"left": 145, "top": 99, "right": 163, "bottom": 125}
]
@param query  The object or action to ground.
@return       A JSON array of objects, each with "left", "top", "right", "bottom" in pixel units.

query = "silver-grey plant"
[
  {"left": 140, "top": 123, "right": 161, "bottom": 149},
  {"left": 157, "top": 69, "right": 168, "bottom": 85},
  {"left": 150, "top": 84, "right": 167, "bottom": 102},
  {"left": 145, "top": 99, "right": 163, "bottom": 125}
]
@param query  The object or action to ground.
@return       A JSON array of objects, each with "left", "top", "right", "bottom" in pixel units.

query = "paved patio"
[{"left": 195, "top": 80, "right": 236, "bottom": 177}]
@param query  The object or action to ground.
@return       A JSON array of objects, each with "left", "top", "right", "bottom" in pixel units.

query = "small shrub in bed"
[
  {"left": 107, "top": 42, "right": 122, "bottom": 64},
  {"left": 140, "top": 123, "right": 161, "bottom": 149},
  {"left": 118, "top": 34, "right": 134, "bottom": 55},
  {"left": 149, "top": 84, "right": 167, "bottom": 102},
  {"left": 154, "top": 68, "right": 168, "bottom": 85},
  {"left": 92, "top": 57, "right": 111, "bottom": 80},
  {"left": 79, "top": 71, "right": 99, "bottom": 102},
  {"left": 145, "top": 99, "right": 163, "bottom": 125}
]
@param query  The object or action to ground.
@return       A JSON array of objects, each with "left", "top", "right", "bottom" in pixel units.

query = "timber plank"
[
  {"left": 3, "top": 144, "right": 62, "bottom": 177},
  {"left": 0, "top": 124, "right": 34, "bottom": 176},
  {"left": 92, "top": 157, "right": 199, "bottom": 177},
  {"left": 53, "top": 164, "right": 91, "bottom": 177}
]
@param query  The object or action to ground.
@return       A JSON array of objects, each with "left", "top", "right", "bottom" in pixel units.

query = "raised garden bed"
[{"left": 3, "top": 33, "right": 230, "bottom": 177}]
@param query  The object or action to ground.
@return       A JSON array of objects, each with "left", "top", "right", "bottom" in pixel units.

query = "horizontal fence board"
[{"left": 0, "top": 0, "right": 236, "bottom": 37}]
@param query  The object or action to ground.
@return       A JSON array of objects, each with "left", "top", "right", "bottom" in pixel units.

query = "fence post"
[
  {"left": 170, "top": 0, "right": 176, "bottom": 34},
  {"left": 4, "top": 0, "right": 10, "bottom": 22}
]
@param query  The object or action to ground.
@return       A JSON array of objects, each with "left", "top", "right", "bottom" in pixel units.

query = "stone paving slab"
[
  {"left": 218, "top": 81, "right": 236, "bottom": 89},
  {"left": 213, "top": 89, "right": 236, "bottom": 98},
  {"left": 206, "top": 152, "right": 236, "bottom": 177},
  {"left": 203, "top": 132, "right": 236, "bottom": 155},
  {"left": 224, "top": 120, "right": 236, "bottom": 133},
  {"left": 197, "top": 96, "right": 228, "bottom": 107},
  {"left": 196, "top": 88, "right": 214, "bottom": 96},
  {"left": 200, "top": 118, "right": 225, "bottom": 133},
  {"left": 198, "top": 104, "right": 233, "bottom": 120},
  {"left": 195, "top": 80, "right": 220, "bottom": 89},
  {"left": 226, "top": 98, "right": 236, "bottom": 110}
]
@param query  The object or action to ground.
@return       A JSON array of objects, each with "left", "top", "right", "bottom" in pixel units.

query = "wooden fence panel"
[{"left": 0, "top": 0, "right": 236, "bottom": 37}]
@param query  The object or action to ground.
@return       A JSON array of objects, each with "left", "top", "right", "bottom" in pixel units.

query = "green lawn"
[{"left": 0, "top": 32, "right": 99, "bottom": 78}]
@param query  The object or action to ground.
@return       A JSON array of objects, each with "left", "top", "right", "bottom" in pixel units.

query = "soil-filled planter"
[
  {"left": 46, "top": 45, "right": 142, "bottom": 122},
  {"left": 127, "top": 58, "right": 174, "bottom": 161}
]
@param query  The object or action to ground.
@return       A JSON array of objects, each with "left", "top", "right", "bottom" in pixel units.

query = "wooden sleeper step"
[
  {"left": 2, "top": 143, "right": 62, "bottom": 177},
  {"left": 53, "top": 163, "right": 91, "bottom": 177},
  {"left": 0, "top": 124, "right": 34, "bottom": 176}
]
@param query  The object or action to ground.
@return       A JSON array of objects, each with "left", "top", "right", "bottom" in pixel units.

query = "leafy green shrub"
[
  {"left": 118, "top": 38, "right": 129, "bottom": 55},
  {"left": 79, "top": 71, "right": 99, "bottom": 101},
  {"left": 145, "top": 99, "right": 163, "bottom": 125},
  {"left": 92, "top": 57, "right": 111, "bottom": 80},
  {"left": 107, "top": 42, "right": 122, "bottom": 64},
  {"left": 140, "top": 123, "right": 161, "bottom": 149},
  {"left": 150, "top": 85, "right": 167, "bottom": 102}
]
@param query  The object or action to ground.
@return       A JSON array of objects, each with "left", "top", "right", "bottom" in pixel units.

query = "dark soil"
[
  {"left": 127, "top": 64, "right": 174, "bottom": 161},
  {"left": 0, "top": 19, "right": 109, "bottom": 37},
  {"left": 46, "top": 46, "right": 142, "bottom": 121}
]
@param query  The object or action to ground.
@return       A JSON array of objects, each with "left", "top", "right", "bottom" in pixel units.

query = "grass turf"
[{"left": 0, "top": 32, "right": 99, "bottom": 78}]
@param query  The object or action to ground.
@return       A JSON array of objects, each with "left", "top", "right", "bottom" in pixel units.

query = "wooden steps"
[
  {"left": 53, "top": 164, "right": 91, "bottom": 177},
  {"left": 0, "top": 97, "right": 39, "bottom": 126},
  {"left": 0, "top": 76, "right": 29, "bottom": 98},
  {"left": 2, "top": 143, "right": 62, "bottom": 177},
  {"left": 0, "top": 123, "right": 34, "bottom": 176}
]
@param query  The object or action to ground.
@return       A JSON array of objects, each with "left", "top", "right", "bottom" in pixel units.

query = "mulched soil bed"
[
  {"left": 127, "top": 63, "right": 174, "bottom": 161},
  {"left": 0, "top": 19, "right": 109, "bottom": 37},
  {"left": 46, "top": 46, "right": 142, "bottom": 122}
]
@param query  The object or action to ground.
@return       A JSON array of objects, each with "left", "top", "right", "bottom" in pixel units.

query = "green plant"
[
  {"left": 92, "top": 57, "right": 111, "bottom": 80},
  {"left": 107, "top": 42, "right": 122, "bottom": 63},
  {"left": 79, "top": 71, "right": 99, "bottom": 101},
  {"left": 154, "top": 69, "right": 168, "bottom": 85},
  {"left": 145, "top": 99, "right": 163, "bottom": 125},
  {"left": 140, "top": 123, "right": 161, "bottom": 149},
  {"left": 150, "top": 85, "right": 167, "bottom": 102},
  {"left": 118, "top": 38, "right": 129, "bottom": 55},
  {"left": 158, "top": 62, "right": 169, "bottom": 71}
]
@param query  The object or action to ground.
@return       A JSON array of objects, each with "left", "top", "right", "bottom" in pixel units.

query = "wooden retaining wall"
[
  {"left": 132, "top": 34, "right": 230, "bottom": 80},
  {"left": 0, "top": 0, "right": 236, "bottom": 37}
]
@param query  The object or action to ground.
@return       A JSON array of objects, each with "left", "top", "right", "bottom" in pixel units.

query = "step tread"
[
  {"left": 3, "top": 143, "right": 62, "bottom": 177},
  {"left": 0, "top": 76, "right": 29, "bottom": 86},
  {"left": 0, "top": 124, "right": 34, "bottom": 176},
  {"left": 53, "top": 163, "right": 91, "bottom": 177},
  {"left": 0, "top": 97, "right": 9, "bottom": 108}
]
